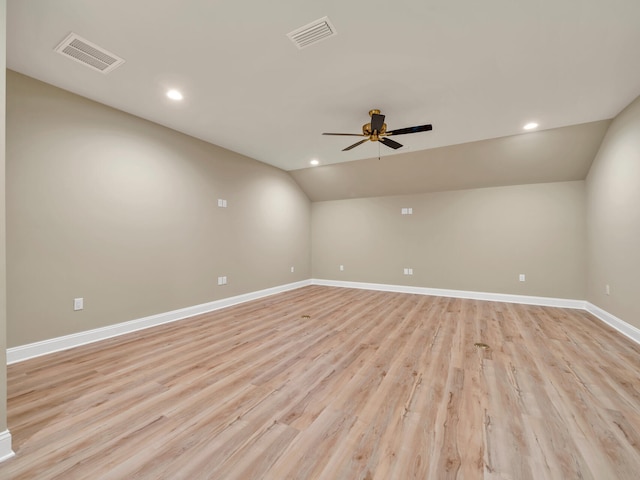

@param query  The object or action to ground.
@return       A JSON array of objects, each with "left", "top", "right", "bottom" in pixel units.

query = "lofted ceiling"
[
  {"left": 291, "top": 120, "right": 611, "bottom": 201},
  {"left": 6, "top": 0, "right": 640, "bottom": 179}
]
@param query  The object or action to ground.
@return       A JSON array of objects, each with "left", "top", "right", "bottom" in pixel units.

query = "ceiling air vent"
[
  {"left": 287, "top": 16, "right": 337, "bottom": 49},
  {"left": 54, "top": 33, "right": 125, "bottom": 74}
]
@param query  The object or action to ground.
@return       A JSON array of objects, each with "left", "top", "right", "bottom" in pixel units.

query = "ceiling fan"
[{"left": 323, "top": 109, "right": 433, "bottom": 151}]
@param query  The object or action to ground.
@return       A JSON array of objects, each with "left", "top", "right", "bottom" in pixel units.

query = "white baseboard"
[
  {"left": 8, "top": 279, "right": 639, "bottom": 365},
  {"left": 312, "top": 279, "right": 640, "bottom": 346},
  {"left": 1, "top": 283, "right": 636, "bottom": 466},
  {"left": 0, "top": 430, "right": 15, "bottom": 463},
  {"left": 311, "top": 279, "right": 586, "bottom": 309},
  {"left": 585, "top": 302, "right": 640, "bottom": 345},
  {"left": 7, "top": 280, "right": 312, "bottom": 364}
]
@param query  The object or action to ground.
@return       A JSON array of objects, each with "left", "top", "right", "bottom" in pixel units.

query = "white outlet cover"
[
  {"left": 73, "top": 298, "right": 84, "bottom": 310},
  {"left": 339, "top": 265, "right": 344, "bottom": 271},
  {"left": 519, "top": 274, "right": 526, "bottom": 282}
]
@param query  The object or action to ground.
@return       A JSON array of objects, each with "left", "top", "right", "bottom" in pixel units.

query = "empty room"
[{"left": 1, "top": 0, "right": 640, "bottom": 478}]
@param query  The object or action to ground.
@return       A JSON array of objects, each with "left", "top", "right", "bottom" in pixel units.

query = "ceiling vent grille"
[
  {"left": 54, "top": 33, "right": 125, "bottom": 74},
  {"left": 287, "top": 16, "right": 337, "bottom": 49}
]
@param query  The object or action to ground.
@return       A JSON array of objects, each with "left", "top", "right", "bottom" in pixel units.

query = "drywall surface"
[
  {"left": 292, "top": 121, "right": 609, "bottom": 202},
  {"left": 586, "top": 94, "right": 640, "bottom": 329},
  {"left": 6, "top": 71, "right": 311, "bottom": 347},
  {"left": 1, "top": 0, "right": 9, "bottom": 435},
  {"left": 312, "top": 181, "right": 586, "bottom": 299}
]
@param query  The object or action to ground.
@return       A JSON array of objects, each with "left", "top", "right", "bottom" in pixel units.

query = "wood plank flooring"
[{"left": 1, "top": 285, "right": 640, "bottom": 479}]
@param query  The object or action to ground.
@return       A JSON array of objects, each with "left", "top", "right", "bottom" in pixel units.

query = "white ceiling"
[{"left": 6, "top": 0, "right": 640, "bottom": 172}]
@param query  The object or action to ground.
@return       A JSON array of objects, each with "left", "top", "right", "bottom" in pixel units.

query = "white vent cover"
[
  {"left": 54, "top": 33, "right": 125, "bottom": 74},
  {"left": 287, "top": 16, "right": 337, "bottom": 49}
]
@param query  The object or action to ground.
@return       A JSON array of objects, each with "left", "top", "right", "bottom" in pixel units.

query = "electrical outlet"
[
  {"left": 217, "top": 199, "right": 228, "bottom": 208},
  {"left": 403, "top": 268, "right": 413, "bottom": 275},
  {"left": 401, "top": 207, "right": 413, "bottom": 215},
  {"left": 605, "top": 284, "right": 610, "bottom": 295},
  {"left": 339, "top": 265, "right": 344, "bottom": 271},
  {"left": 217, "top": 276, "right": 228, "bottom": 285},
  {"left": 519, "top": 274, "right": 526, "bottom": 282},
  {"left": 290, "top": 266, "right": 295, "bottom": 273},
  {"left": 73, "top": 298, "right": 84, "bottom": 311}
]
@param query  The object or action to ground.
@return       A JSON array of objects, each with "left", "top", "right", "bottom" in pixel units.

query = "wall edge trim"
[
  {"left": 311, "top": 279, "right": 586, "bottom": 308},
  {"left": 7, "top": 280, "right": 312, "bottom": 364},
  {"left": 312, "top": 279, "right": 640, "bottom": 345},
  {"left": 585, "top": 302, "right": 640, "bottom": 345},
  {"left": 9, "top": 280, "right": 639, "bottom": 365},
  {"left": 0, "top": 430, "right": 15, "bottom": 463}
]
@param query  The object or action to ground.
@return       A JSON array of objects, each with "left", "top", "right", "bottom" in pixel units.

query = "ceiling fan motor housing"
[{"left": 362, "top": 122, "right": 387, "bottom": 139}]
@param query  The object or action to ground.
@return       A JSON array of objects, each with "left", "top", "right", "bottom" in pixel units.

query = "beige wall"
[
  {"left": 4, "top": 66, "right": 638, "bottom": 352},
  {"left": 1, "top": 0, "right": 7, "bottom": 435},
  {"left": 586, "top": 94, "right": 640, "bottom": 329},
  {"left": 6, "top": 71, "right": 311, "bottom": 347},
  {"left": 312, "top": 181, "right": 587, "bottom": 299}
]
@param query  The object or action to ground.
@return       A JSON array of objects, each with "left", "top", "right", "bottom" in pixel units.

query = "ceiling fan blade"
[
  {"left": 380, "top": 137, "right": 403, "bottom": 150},
  {"left": 323, "top": 133, "right": 367, "bottom": 137},
  {"left": 386, "top": 124, "right": 433, "bottom": 136},
  {"left": 371, "top": 113, "right": 385, "bottom": 133},
  {"left": 342, "top": 138, "right": 369, "bottom": 151}
]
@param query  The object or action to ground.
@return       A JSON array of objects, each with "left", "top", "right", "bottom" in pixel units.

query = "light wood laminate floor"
[{"left": 2, "top": 286, "right": 640, "bottom": 479}]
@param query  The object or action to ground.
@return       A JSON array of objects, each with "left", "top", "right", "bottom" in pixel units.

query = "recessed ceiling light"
[
  {"left": 166, "top": 89, "right": 183, "bottom": 101},
  {"left": 310, "top": 159, "right": 320, "bottom": 166},
  {"left": 523, "top": 122, "right": 538, "bottom": 130}
]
